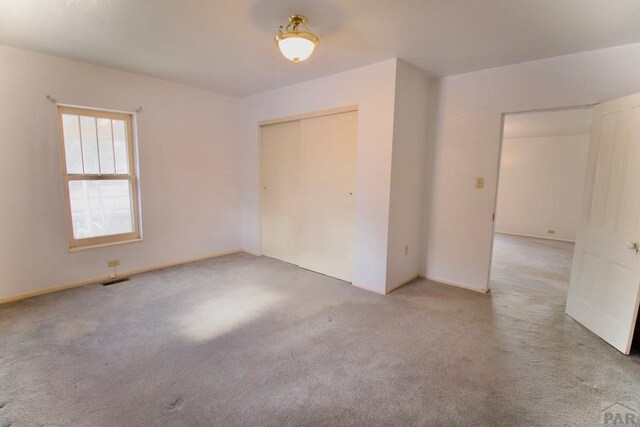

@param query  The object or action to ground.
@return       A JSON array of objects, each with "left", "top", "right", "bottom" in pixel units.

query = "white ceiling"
[
  {"left": 503, "top": 107, "right": 593, "bottom": 139},
  {"left": 1, "top": 0, "right": 640, "bottom": 96}
]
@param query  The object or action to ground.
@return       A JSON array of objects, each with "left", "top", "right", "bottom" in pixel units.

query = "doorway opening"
[
  {"left": 633, "top": 315, "right": 640, "bottom": 356},
  {"left": 488, "top": 106, "right": 593, "bottom": 309}
]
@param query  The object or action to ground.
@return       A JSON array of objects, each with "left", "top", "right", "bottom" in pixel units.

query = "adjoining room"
[{"left": 490, "top": 107, "right": 592, "bottom": 312}]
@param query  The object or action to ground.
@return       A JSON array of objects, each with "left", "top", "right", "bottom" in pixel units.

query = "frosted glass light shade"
[{"left": 274, "top": 31, "right": 319, "bottom": 63}]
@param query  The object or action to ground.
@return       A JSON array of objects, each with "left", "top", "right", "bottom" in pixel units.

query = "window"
[{"left": 57, "top": 106, "right": 141, "bottom": 250}]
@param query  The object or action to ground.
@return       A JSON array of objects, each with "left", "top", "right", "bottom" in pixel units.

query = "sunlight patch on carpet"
[{"left": 172, "top": 286, "right": 283, "bottom": 342}]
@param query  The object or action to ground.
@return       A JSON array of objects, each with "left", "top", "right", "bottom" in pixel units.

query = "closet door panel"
[
  {"left": 261, "top": 120, "right": 300, "bottom": 265},
  {"left": 299, "top": 111, "right": 357, "bottom": 281}
]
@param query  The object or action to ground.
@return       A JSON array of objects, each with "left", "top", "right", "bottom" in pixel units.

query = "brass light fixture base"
[{"left": 288, "top": 15, "right": 306, "bottom": 29}]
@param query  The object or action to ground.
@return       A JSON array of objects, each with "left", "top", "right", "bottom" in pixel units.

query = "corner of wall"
[
  {"left": 385, "top": 60, "right": 432, "bottom": 292},
  {"left": 419, "top": 78, "right": 441, "bottom": 278}
]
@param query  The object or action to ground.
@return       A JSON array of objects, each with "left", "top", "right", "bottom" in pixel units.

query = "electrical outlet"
[
  {"left": 547, "top": 230, "right": 555, "bottom": 235},
  {"left": 404, "top": 245, "right": 409, "bottom": 256},
  {"left": 107, "top": 259, "right": 120, "bottom": 268},
  {"left": 475, "top": 177, "right": 484, "bottom": 189}
]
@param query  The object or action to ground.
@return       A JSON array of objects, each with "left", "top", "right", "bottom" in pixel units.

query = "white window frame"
[{"left": 57, "top": 106, "right": 141, "bottom": 250}]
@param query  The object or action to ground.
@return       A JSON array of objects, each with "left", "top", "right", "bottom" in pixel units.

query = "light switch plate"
[{"left": 475, "top": 177, "right": 484, "bottom": 189}]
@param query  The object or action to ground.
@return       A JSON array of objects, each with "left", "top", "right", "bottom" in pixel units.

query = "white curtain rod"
[{"left": 46, "top": 95, "right": 142, "bottom": 113}]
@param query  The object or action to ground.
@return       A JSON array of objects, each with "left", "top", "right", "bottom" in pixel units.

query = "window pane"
[
  {"left": 62, "top": 114, "right": 83, "bottom": 174},
  {"left": 80, "top": 116, "right": 99, "bottom": 174},
  {"left": 68, "top": 180, "right": 134, "bottom": 239},
  {"left": 113, "top": 120, "right": 129, "bottom": 174},
  {"left": 97, "top": 118, "right": 115, "bottom": 174}
]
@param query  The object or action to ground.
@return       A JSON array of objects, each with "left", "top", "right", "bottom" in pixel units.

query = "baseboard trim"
[
  {"left": 352, "top": 282, "right": 386, "bottom": 295},
  {"left": 353, "top": 273, "right": 420, "bottom": 296},
  {"left": 494, "top": 231, "right": 575, "bottom": 243},
  {"left": 241, "top": 248, "right": 261, "bottom": 257},
  {"left": 386, "top": 273, "right": 419, "bottom": 294},
  {"left": 0, "top": 248, "right": 243, "bottom": 305},
  {"left": 424, "top": 275, "right": 489, "bottom": 294}
]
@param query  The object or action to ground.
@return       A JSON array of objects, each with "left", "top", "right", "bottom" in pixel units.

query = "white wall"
[
  {"left": 241, "top": 59, "right": 398, "bottom": 294},
  {"left": 11, "top": 40, "right": 640, "bottom": 300},
  {"left": 425, "top": 42, "right": 640, "bottom": 292},
  {"left": 386, "top": 61, "right": 431, "bottom": 290},
  {"left": 495, "top": 135, "right": 589, "bottom": 242},
  {"left": 0, "top": 45, "right": 242, "bottom": 300}
]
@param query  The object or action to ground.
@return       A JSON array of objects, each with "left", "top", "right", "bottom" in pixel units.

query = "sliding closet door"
[
  {"left": 298, "top": 111, "right": 358, "bottom": 282},
  {"left": 261, "top": 120, "right": 300, "bottom": 265}
]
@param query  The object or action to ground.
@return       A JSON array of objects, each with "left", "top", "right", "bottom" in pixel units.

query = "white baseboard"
[
  {"left": 241, "top": 248, "right": 261, "bottom": 257},
  {"left": 386, "top": 273, "right": 419, "bottom": 294},
  {"left": 354, "top": 273, "right": 420, "bottom": 296},
  {"left": 494, "top": 231, "right": 575, "bottom": 243},
  {"left": 0, "top": 248, "right": 243, "bottom": 305},
  {"left": 352, "top": 282, "right": 386, "bottom": 295},
  {"left": 424, "top": 275, "right": 489, "bottom": 294}
]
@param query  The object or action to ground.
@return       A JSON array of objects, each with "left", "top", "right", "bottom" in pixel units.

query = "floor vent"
[{"left": 101, "top": 277, "right": 130, "bottom": 286}]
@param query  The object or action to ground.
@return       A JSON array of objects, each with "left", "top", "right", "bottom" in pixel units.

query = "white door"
[
  {"left": 298, "top": 111, "right": 357, "bottom": 282},
  {"left": 261, "top": 120, "right": 300, "bottom": 265},
  {"left": 566, "top": 93, "right": 640, "bottom": 354}
]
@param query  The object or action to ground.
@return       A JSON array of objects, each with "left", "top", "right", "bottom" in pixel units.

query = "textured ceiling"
[{"left": 1, "top": 0, "right": 640, "bottom": 96}]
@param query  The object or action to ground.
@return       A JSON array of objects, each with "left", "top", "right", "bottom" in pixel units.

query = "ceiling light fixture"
[{"left": 274, "top": 15, "right": 319, "bottom": 64}]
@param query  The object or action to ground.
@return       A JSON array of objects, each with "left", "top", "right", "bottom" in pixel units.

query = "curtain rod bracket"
[{"left": 135, "top": 106, "right": 143, "bottom": 113}]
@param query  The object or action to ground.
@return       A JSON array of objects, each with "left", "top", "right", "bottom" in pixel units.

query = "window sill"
[{"left": 68, "top": 237, "right": 143, "bottom": 253}]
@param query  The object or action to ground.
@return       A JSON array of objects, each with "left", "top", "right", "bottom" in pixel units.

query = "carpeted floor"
[{"left": 1, "top": 234, "right": 639, "bottom": 426}]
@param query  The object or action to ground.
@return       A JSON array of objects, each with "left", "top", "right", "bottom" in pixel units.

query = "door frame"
[{"left": 486, "top": 103, "right": 596, "bottom": 291}]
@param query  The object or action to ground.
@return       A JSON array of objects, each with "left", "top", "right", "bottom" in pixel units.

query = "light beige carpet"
[{"left": 1, "top": 235, "right": 639, "bottom": 426}]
